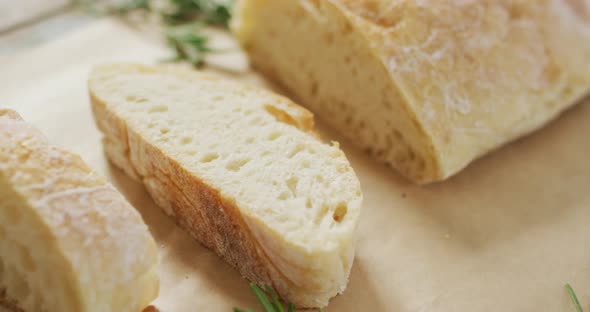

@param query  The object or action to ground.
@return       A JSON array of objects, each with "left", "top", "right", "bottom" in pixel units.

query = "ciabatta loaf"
[
  {"left": 89, "top": 64, "right": 363, "bottom": 308},
  {"left": 0, "top": 109, "right": 158, "bottom": 312},
  {"left": 232, "top": 0, "right": 590, "bottom": 183}
]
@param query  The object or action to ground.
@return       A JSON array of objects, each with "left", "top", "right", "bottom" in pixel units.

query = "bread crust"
[
  {"left": 234, "top": 0, "right": 590, "bottom": 183},
  {"left": 90, "top": 91, "right": 324, "bottom": 307},
  {"left": 0, "top": 288, "right": 23, "bottom": 312},
  {"left": 0, "top": 109, "right": 159, "bottom": 312}
]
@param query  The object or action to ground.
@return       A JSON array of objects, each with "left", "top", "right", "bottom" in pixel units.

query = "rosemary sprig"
[
  {"left": 79, "top": 0, "right": 233, "bottom": 66},
  {"left": 163, "top": 22, "right": 210, "bottom": 66},
  {"left": 77, "top": 0, "right": 150, "bottom": 15},
  {"left": 566, "top": 284, "right": 584, "bottom": 312},
  {"left": 161, "top": 0, "right": 232, "bottom": 26},
  {"left": 234, "top": 283, "right": 324, "bottom": 312}
]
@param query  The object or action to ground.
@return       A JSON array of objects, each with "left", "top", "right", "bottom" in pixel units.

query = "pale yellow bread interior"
[
  {"left": 88, "top": 64, "right": 363, "bottom": 307},
  {"left": 232, "top": 0, "right": 590, "bottom": 183}
]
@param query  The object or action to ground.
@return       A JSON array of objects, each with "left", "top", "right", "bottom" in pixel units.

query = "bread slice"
[
  {"left": 88, "top": 64, "right": 363, "bottom": 308},
  {"left": 0, "top": 109, "right": 158, "bottom": 312},
  {"left": 232, "top": 0, "right": 590, "bottom": 183}
]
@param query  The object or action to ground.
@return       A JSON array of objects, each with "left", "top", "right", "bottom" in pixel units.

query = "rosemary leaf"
[
  {"left": 161, "top": 0, "right": 233, "bottom": 26},
  {"left": 164, "top": 22, "right": 210, "bottom": 66},
  {"left": 264, "top": 285, "right": 285, "bottom": 312},
  {"left": 79, "top": 0, "right": 233, "bottom": 67},
  {"left": 566, "top": 284, "right": 584, "bottom": 312},
  {"left": 250, "top": 283, "right": 276, "bottom": 312}
]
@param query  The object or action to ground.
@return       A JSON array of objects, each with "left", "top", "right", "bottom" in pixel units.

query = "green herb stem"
[
  {"left": 79, "top": 0, "right": 233, "bottom": 67},
  {"left": 250, "top": 284, "right": 276, "bottom": 312},
  {"left": 566, "top": 284, "right": 583, "bottom": 312}
]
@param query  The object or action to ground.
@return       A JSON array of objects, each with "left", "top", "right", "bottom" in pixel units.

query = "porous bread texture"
[
  {"left": 0, "top": 109, "right": 159, "bottom": 312},
  {"left": 232, "top": 0, "right": 590, "bottom": 183},
  {"left": 88, "top": 64, "right": 363, "bottom": 308}
]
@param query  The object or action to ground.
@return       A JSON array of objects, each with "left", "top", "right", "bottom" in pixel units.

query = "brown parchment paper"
[{"left": 1, "top": 18, "right": 589, "bottom": 312}]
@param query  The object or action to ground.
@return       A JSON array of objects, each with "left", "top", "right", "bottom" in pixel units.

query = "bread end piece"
[
  {"left": 0, "top": 109, "right": 159, "bottom": 312},
  {"left": 233, "top": 0, "right": 590, "bottom": 183}
]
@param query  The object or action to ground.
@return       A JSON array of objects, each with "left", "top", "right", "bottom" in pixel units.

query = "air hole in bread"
[
  {"left": 333, "top": 203, "right": 347, "bottom": 223},
  {"left": 149, "top": 105, "right": 168, "bottom": 113},
  {"left": 337, "top": 164, "right": 349, "bottom": 173},
  {"left": 286, "top": 176, "right": 298, "bottom": 195},
  {"left": 18, "top": 152, "right": 31, "bottom": 163},
  {"left": 287, "top": 143, "right": 305, "bottom": 158},
  {"left": 212, "top": 95, "right": 224, "bottom": 102},
  {"left": 267, "top": 131, "right": 282, "bottom": 141},
  {"left": 306, "top": 198, "right": 312, "bottom": 208},
  {"left": 263, "top": 105, "right": 299, "bottom": 128},
  {"left": 246, "top": 137, "right": 255, "bottom": 144},
  {"left": 249, "top": 116, "right": 263, "bottom": 125},
  {"left": 226, "top": 158, "right": 251, "bottom": 171},
  {"left": 126, "top": 96, "right": 148, "bottom": 103},
  {"left": 200, "top": 153, "right": 219, "bottom": 163},
  {"left": 160, "top": 128, "right": 170, "bottom": 135},
  {"left": 180, "top": 137, "right": 192, "bottom": 145},
  {"left": 278, "top": 191, "right": 290, "bottom": 200}
]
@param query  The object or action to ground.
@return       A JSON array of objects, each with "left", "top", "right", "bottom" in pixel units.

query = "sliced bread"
[
  {"left": 0, "top": 109, "right": 159, "bottom": 312},
  {"left": 88, "top": 64, "right": 363, "bottom": 308},
  {"left": 232, "top": 0, "right": 590, "bottom": 183}
]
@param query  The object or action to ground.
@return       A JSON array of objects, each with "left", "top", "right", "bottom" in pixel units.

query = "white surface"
[{"left": 0, "top": 0, "right": 70, "bottom": 32}]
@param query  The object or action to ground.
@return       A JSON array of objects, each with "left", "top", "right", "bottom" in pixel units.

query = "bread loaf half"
[
  {"left": 88, "top": 64, "right": 363, "bottom": 308},
  {"left": 232, "top": 0, "right": 590, "bottom": 183},
  {"left": 0, "top": 109, "right": 159, "bottom": 312}
]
